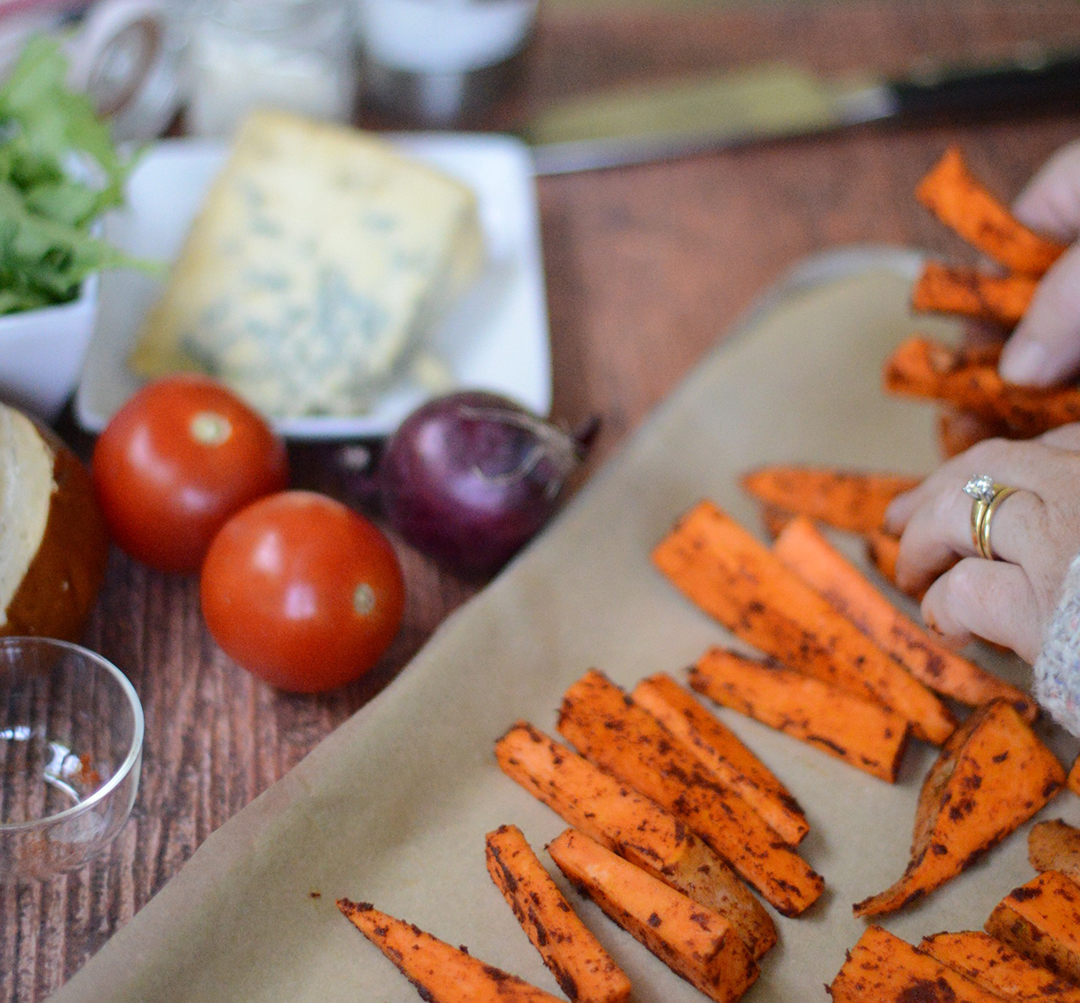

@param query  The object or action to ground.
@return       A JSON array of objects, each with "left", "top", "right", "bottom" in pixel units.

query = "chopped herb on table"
[{"left": 0, "top": 36, "right": 153, "bottom": 314}]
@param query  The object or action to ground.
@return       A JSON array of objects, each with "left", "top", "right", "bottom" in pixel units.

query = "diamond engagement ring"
[{"left": 963, "top": 475, "right": 1017, "bottom": 560}]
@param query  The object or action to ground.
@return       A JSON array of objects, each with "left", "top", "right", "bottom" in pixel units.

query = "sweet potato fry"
[
  {"left": 853, "top": 699, "right": 1064, "bottom": 917},
  {"left": 828, "top": 925, "right": 1006, "bottom": 1003},
  {"left": 739, "top": 465, "right": 919, "bottom": 534},
  {"left": 864, "top": 527, "right": 941, "bottom": 601},
  {"left": 691, "top": 648, "right": 910, "bottom": 783},
  {"left": 485, "top": 824, "right": 632, "bottom": 1003},
  {"left": 1029, "top": 819, "right": 1080, "bottom": 887},
  {"left": 493, "top": 721, "right": 777, "bottom": 959},
  {"left": 883, "top": 335, "right": 1080, "bottom": 436},
  {"left": 912, "top": 261, "right": 1038, "bottom": 327},
  {"left": 337, "top": 898, "right": 565, "bottom": 1003},
  {"left": 547, "top": 828, "right": 759, "bottom": 1003},
  {"left": 1069, "top": 754, "right": 1080, "bottom": 797},
  {"left": 652, "top": 500, "right": 955, "bottom": 744},
  {"left": 630, "top": 673, "right": 809, "bottom": 845},
  {"left": 757, "top": 502, "right": 794, "bottom": 540},
  {"left": 985, "top": 870, "right": 1080, "bottom": 984},
  {"left": 864, "top": 527, "right": 904, "bottom": 587},
  {"left": 557, "top": 669, "right": 824, "bottom": 917},
  {"left": 915, "top": 146, "right": 1066, "bottom": 275},
  {"left": 920, "top": 930, "right": 1080, "bottom": 1002},
  {"left": 774, "top": 516, "right": 1036, "bottom": 719},
  {"left": 937, "top": 405, "right": 1016, "bottom": 459}
]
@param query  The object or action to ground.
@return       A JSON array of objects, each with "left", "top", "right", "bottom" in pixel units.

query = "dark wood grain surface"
[{"left": 6, "top": 1, "right": 1080, "bottom": 999}]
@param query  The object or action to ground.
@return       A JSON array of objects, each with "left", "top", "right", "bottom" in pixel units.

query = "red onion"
[{"left": 379, "top": 391, "right": 596, "bottom": 576}]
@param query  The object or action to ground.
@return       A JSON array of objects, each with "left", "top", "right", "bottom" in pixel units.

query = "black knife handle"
[{"left": 890, "top": 49, "right": 1080, "bottom": 121}]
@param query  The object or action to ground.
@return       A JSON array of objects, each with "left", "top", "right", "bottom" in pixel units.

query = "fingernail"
[{"left": 1000, "top": 340, "right": 1051, "bottom": 385}]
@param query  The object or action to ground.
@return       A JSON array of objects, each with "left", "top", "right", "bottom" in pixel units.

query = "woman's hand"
[
  {"left": 1000, "top": 140, "right": 1080, "bottom": 385},
  {"left": 884, "top": 425, "right": 1080, "bottom": 662}
]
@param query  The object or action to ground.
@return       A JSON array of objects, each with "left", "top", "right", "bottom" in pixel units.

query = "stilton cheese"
[{"left": 128, "top": 110, "right": 484, "bottom": 417}]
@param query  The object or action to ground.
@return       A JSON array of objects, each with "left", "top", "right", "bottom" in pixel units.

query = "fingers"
[
  {"left": 884, "top": 437, "right": 1066, "bottom": 594},
  {"left": 897, "top": 482, "right": 1042, "bottom": 593},
  {"left": 1038, "top": 421, "right": 1080, "bottom": 450},
  {"left": 1000, "top": 140, "right": 1080, "bottom": 386},
  {"left": 884, "top": 437, "right": 1018, "bottom": 534},
  {"left": 883, "top": 483, "right": 922, "bottom": 532},
  {"left": 1012, "top": 139, "right": 1080, "bottom": 243},
  {"left": 920, "top": 558, "right": 1041, "bottom": 663},
  {"left": 999, "top": 242, "right": 1080, "bottom": 385}
]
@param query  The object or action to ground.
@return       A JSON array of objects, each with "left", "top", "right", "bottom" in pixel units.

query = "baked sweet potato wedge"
[
  {"left": 691, "top": 648, "right": 910, "bottom": 783},
  {"left": 756, "top": 502, "right": 795, "bottom": 540},
  {"left": 920, "top": 929, "right": 1080, "bottom": 1002},
  {"left": 828, "top": 925, "right": 1003, "bottom": 1003},
  {"left": 653, "top": 500, "right": 955, "bottom": 744},
  {"left": 630, "top": 672, "right": 809, "bottom": 845},
  {"left": 337, "top": 898, "right": 565, "bottom": 1003},
  {"left": 915, "top": 146, "right": 1066, "bottom": 275},
  {"left": 853, "top": 699, "right": 1064, "bottom": 917},
  {"left": 936, "top": 406, "right": 1017, "bottom": 460},
  {"left": 1029, "top": 819, "right": 1080, "bottom": 887},
  {"left": 863, "top": 527, "right": 946, "bottom": 601},
  {"left": 912, "top": 261, "right": 1037, "bottom": 327},
  {"left": 485, "top": 824, "right": 631, "bottom": 1003},
  {"left": 493, "top": 721, "right": 777, "bottom": 959},
  {"left": 739, "top": 465, "right": 919, "bottom": 535},
  {"left": 985, "top": 870, "right": 1080, "bottom": 984},
  {"left": 557, "top": 669, "right": 824, "bottom": 917},
  {"left": 864, "top": 526, "right": 903, "bottom": 583},
  {"left": 774, "top": 516, "right": 1036, "bottom": 719},
  {"left": 1068, "top": 754, "right": 1080, "bottom": 797},
  {"left": 547, "top": 828, "right": 759, "bottom": 1003},
  {"left": 884, "top": 336, "right": 1080, "bottom": 437}
]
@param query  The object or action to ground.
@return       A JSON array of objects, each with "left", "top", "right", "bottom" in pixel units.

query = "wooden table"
[{"left": 6, "top": 1, "right": 1080, "bottom": 999}]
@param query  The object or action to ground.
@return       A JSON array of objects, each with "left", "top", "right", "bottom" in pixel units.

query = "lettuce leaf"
[{"left": 0, "top": 35, "right": 156, "bottom": 313}]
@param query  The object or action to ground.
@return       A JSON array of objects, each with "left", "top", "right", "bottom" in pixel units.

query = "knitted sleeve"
[{"left": 1034, "top": 550, "right": 1080, "bottom": 737}]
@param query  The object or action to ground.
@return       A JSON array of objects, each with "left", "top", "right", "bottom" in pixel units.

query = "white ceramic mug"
[{"left": 68, "top": 0, "right": 185, "bottom": 139}]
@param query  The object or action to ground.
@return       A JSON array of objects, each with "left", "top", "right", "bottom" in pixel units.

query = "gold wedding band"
[{"left": 963, "top": 474, "right": 1017, "bottom": 561}]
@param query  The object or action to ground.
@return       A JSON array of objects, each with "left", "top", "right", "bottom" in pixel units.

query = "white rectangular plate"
[{"left": 75, "top": 132, "right": 552, "bottom": 439}]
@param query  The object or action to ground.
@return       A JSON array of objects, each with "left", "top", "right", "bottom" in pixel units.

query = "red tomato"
[
  {"left": 92, "top": 375, "right": 288, "bottom": 574},
  {"left": 200, "top": 491, "right": 405, "bottom": 693}
]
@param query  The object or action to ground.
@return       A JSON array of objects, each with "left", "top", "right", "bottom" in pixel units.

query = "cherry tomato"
[
  {"left": 92, "top": 375, "right": 288, "bottom": 574},
  {"left": 200, "top": 491, "right": 405, "bottom": 693}
]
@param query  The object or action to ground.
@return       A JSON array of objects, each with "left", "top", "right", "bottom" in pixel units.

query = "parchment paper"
[{"left": 50, "top": 248, "right": 1080, "bottom": 1003}]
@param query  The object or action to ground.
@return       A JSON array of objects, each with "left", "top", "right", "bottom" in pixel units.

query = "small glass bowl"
[{"left": 0, "top": 637, "right": 143, "bottom": 882}]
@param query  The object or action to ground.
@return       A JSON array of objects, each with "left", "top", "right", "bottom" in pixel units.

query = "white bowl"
[{"left": 0, "top": 273, "right": 99, "bottom": 423}]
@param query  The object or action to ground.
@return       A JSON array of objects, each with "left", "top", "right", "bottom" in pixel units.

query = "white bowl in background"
[{"left": 0, "top": 273, "right": 99, "bottom": 424}]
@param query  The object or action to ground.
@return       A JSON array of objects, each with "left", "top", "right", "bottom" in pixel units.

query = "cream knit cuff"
[{"left": 1034, "top": 550, "right": 1080, "bottom": 737}]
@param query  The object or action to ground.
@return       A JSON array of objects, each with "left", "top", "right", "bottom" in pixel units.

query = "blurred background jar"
[
  {"left": 185, "top": 0, "right": 358, "bottom": 137},
  {"left": 355, "top": 0, "right": 538, "bottom": 127}
]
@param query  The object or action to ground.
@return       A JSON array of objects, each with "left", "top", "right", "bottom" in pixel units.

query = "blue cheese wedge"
[{"left": 128, "top": 110, "right": 484, "bottom": 417}]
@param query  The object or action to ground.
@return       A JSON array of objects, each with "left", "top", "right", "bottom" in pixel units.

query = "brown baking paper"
[{"left": 50, "top": 248, "right": 1080, "bottom": 1003}]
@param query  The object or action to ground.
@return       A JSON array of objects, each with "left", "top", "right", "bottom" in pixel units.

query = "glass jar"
[
  {"left": 354, "top": 0, "right": 537, "bottom": 126},
  {"left": 186, "top": 0, "right": 358, "bottom": 137}
]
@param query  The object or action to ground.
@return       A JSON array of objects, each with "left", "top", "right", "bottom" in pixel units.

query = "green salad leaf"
[{"left": 0, "top": 35, "right": 155, "bottom": 314}]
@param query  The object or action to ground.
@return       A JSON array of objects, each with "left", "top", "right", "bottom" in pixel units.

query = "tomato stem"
[
  {"left": 353, "top": 582, "right": 376, "bottom": 616},
  {"left": 190, "top": 411, "right": 233, "bottom": 447}
]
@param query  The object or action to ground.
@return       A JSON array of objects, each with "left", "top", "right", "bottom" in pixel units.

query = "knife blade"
[{"left": 527, "top": 47, "right": 1080, "bottom": 175}]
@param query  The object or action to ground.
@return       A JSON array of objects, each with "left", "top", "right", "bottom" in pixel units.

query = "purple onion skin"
[{"left": 379, "top": 391, "right": 586, "bottom": 577}]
